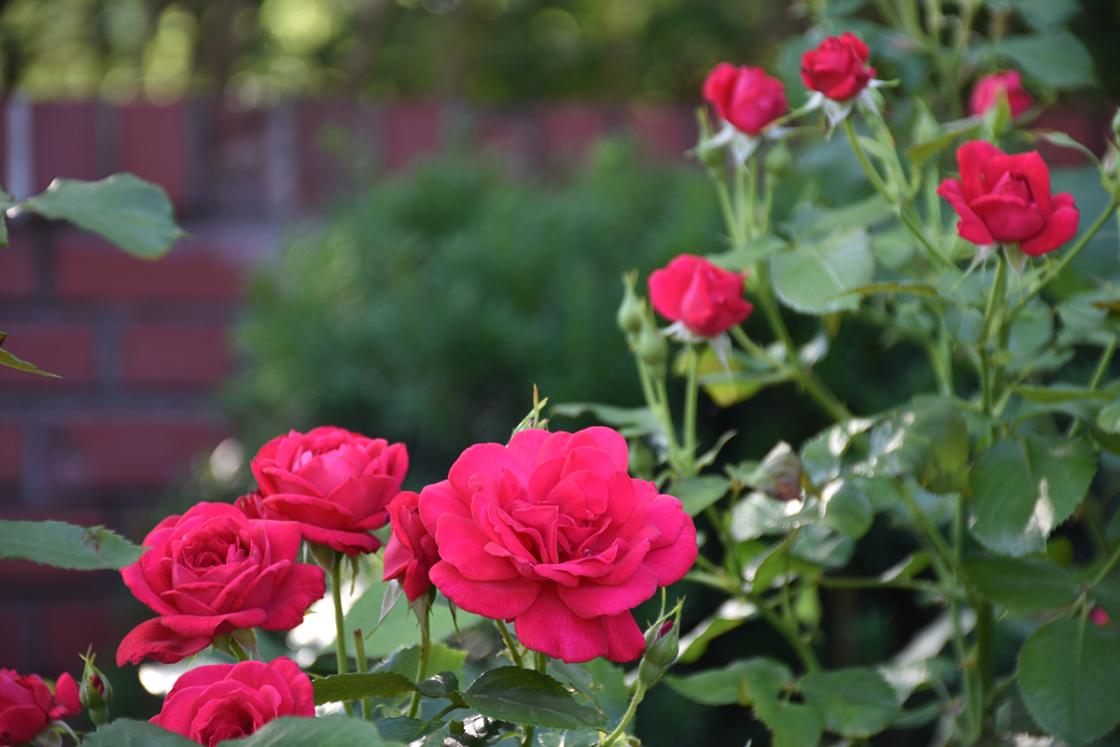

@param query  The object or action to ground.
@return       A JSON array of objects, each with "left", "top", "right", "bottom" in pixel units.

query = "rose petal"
[
  {"left": 428, "top": 562, "right": 540, "bottom": 619},
  {"left": 513, "top": 586, "right": 607, "bottom": 663},
  {"left": 1021, "top": 193, "right": 1079, "bottom": 256}
]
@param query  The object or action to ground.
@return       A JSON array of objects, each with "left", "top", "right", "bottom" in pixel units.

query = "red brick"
[
  {"left": 210, "top": 106, "right": 267, "bottom": 215},
  {"left": 0, "top": 422, "right": 22, "bottom": 484},
  {"left": 1032, "top": 106, "right": 1110, "bottom": 166},
  {"left": 381, "top": 102, "right": 444, "bottom": 171},
  {"left": 0, "top": 235, "right": 39, "bottom": 299},
  {"left": 50, "top": 416, "right": 226, "bottom": 491},
  {"left": 39, "top": 600, "right": 117, "bottom": 674},
  {"left": 117, "top": 103, "right": 192, "bottom": 209},
  {"left": 0, "top": 609, "right": 26, "bottom": 667},
  {"left": 33, "top": 103, "right": 102, "bottom": 194},
  {"left": 0, "top": 323, "right": 96, "bottom": 388},
  {"left": 122, "top": 323, "right": 232, "bottom": 388},
  {"left": 477, "top": 109, "right": 536, "bottom": 172},
  {"left": 628, "top": 103, "right": 694, "bottom": 160},
  {"left": 54, "top": 234, "right": 243, "bottom": 302}
]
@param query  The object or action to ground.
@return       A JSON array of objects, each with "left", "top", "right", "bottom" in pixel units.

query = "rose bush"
[
  {"left": 418, "top": 426, "right": 696, "bottom": 663},
  {"left": 150, "top": 658, "right": 313, "bottom": 746},
  {"left": 0, "top": 670, "right": 78, "bottom": 746},
  {"left": 246, "top": 427, "right": 408, "bottom": 555},
  {"left": 116, "top": 503, "right": 325, "bottom": 665}
]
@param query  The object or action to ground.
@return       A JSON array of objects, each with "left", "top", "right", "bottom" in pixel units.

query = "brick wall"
[
  {"left": 0, "top": 97, "right": 698, "bottom": 674},
  {"left": 0, "top": 95, "right": 1110, "bottom": 675}
]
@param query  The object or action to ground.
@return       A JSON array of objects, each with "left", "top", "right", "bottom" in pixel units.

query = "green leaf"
[
  {"left": 22, "top": 174, "right": 184, "bottom": 259},
  {"left": 0, "top": 187, "right": 13, "bottom": 246},
  {"left": 963, "top": 555, "right": 1080, "bottom": 612},
  {"left": 707, "top": 235, "right": 787, "bottom": 270},
  {"left": 969, "top": 436, "right": 1097, "bottom": 556},
  {"left": 312, "top": 672, "right": 417, "bottom": 705},
  {"left": 1013, "top": 384, "right": 1109, "bottom": 403},
  {"left": 756, "top": 701, "right": 823, "bottom": 747},
  {"left": 1018, "top": 617, "right": 1120, "bottom": 743},
  {"left": 678, "top": 599, "right": 758, "bottom": 664},
  {"left": 1006, "top": 0, "right": 1079, "bottom": 29},
  {"left": 906, "top": 121, "right": 982, "bottom": 165},
  {"left": 821, "top": 479, "right": 874, "bottom": 539},
  {"left": 770, "top": 229, "right": 874, "bottom": 315},
  {"left": 462, "top": 667, "right": 606, "bottom": 730},
  {"left": 1097, "top": 399, "right": 1120, "bottom": 434},
  {"left": 84, "top": 720, "right": 197, "bottom": 747},
  {"left": 787, "top": 195, "right": 892, "bottom": 241},
  {"left": 0, "top": 347, "right": 60, "bottom": 378},
  {"left": 379, "top": 643, "right": 468, "bottom": 681},
  {"left": 866, "top": 397, "right": 969, "bottom": 493},
  {"left": 0, "top": 519, "right": 144, "bottom": 570},
  {"left": 221, "top": 716, "right": 403, "bottom": 746},
  {"left": 980, "top": 31, "right": 1096, "bottom": 90},
  {"left": 730, "top": 492, "right": 814, "bottom": 542},
  {"left": 666, "top": 657, "right": 792, "bottom": 707},
  {"left": 550, "top": 403, "right": 657, "bottom": 438},
  {"left": 800, "top": 667, "right": 900, "bottom": 738},
  {"left": 1092, "top": 576, "right": 1120, "bottom": 621},
  {"left": 670, "top": 475, "right": 730, "bottom": 516}
]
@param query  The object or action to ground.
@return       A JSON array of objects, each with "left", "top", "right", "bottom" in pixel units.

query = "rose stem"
[
  {"left": 353, "top": 629, "right": 370, "bottom": 720},
  {"left": 330, "top": 552, "right": 354, "bottom": 717}
]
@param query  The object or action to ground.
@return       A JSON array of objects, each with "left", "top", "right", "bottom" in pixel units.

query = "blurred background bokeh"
[{"left": 1, "top": 1, "right": 1118, "bottom": 743}]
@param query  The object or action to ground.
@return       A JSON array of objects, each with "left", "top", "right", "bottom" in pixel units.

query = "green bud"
[
  {"left": 638, "top": 607, "right": 682, "bottom": 688},
  {"left": 637, "top": 324, "right": 668, "bottom": 372},
  {"left": 79, "top": 650, "right": 111, "bottom": 726},
  {"left": 616, "top": 273, "right": 645, "bottom": 336},
  {"left": 763, "top": 143, "right": 792, "bottom": 177}
]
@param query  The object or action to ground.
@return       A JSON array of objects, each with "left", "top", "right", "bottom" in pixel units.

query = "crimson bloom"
[
  {"left": 419, "top": 427, "right": 697, "bottom": 664},
  {"left": 937, "top": 140, "right": 1079, "bottom": 256},
  {"left": 648, "top": 254, "right": 753, "bottom": 338},
  {"left": 249, "top": 426, "right": 409, "bottom": 555},
  {"left": 382, "top": 490, "right": 439, "bottom": 602},
  {"left": 703, "top": 63, "right": 788, "bottom": 136},
  {"left": 801, "top": 32, "right": 875, "bottom": 101},
  {"left": 151, "top": 658, "right": 313, "bottom": 746},
  {"left": 0, "top": 670, "right": 79, "bottom": 746},
  {"left": 970, "top": 70, "right": 1032, "bottom": 117},
  {"left": 116, "top": 503, "right": 326, "bottom": 666}
]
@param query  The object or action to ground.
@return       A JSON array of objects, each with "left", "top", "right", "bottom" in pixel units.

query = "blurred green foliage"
[
  {"left": 228, "top": 141, "right": 721, "bottom": 484},
  {"left": 3, "top": 0, "right": 1115, "bottom": 103}
]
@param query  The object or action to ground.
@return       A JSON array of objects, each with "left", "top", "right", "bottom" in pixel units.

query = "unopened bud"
[
  {"left": 764, "top": 143, "right": 792, "bottom": 177},
  {"left": 79, "top": 651, "right": 111, "bottom": 726},
  {"left": 616, "top": 274, "right": 645, "bottom": 337},
  {"left": 637, "top": 324, "right": 669, "bottom": 372},
  {"left": 638, "top": 611, "right": 681, "bottom": 688}
]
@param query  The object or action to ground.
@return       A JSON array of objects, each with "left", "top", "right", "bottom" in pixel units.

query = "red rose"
[
  {"left": 970, "top": 70, "right": 1032, "bottom": 117},
  {"left": 382, "top": 490, "right": 439, "bottom": 602},
  {"left": 0, "top": 670, "right": 79, "bottom": 746},
  {"left": 249, "top": 427, "right": 408, "bottom": 555},
  {"left": 703, "top": 63, "right": 788, "bottom": 136},
  {"left": 648, "top": 254, "right": 753, "bottom": 338},
  {"left": 151, "top": 658, "right": 313, "bottom": 746},
  {"left": 801, "top": 32, "right": 875, "bottom": 101},
  {"left": 937, "top": 140, "right": 1079, "bottom": 256},
  {"left": 116, "top": 503, "right": 326, "bottom": 666},
  {"left": 420, "top": 427, "right": 697, "bottom": 663}
]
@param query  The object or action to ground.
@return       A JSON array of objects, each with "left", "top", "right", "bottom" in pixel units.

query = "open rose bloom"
[
  {"left": 703, "top": 63, "right": 787, "bottom": 137},
  {"left": 117, "top": 503, "right": 326, "bottom": 665},
  {"left": 419, "top": 426, "right": 697, "bottom": 663},
  {"left": 0, "top": 670, "right": 78, "bottom": 746},
  {"left": 151, "top": 658, "right": 313, "bottom": 746},
  {"left": 970, "top": 70, "right": 1033, "bottom": 117},
  {"left": 938, "top": 140, "right": 1079, "bottom": 256},
  {"left": 249, "top": 427, "right": 408, "bottom": 554}
]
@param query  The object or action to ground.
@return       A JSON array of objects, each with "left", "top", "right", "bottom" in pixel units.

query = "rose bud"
[
  {"left": 703, "top": 64, "right": 788, "bottom": 136},
  {"left": 79, "top": 652, "right": 111, "bottom": 726},
  {"left": 382, "top": 490, "right": 439, "bottom": 602},
  {"left": 970, "top": 70, "right": 1032, "bottom": 118},
  {"left": 638, "top": 611, "right": 682, "bottom": 687},
  {"left": 937, "top": 140, "right": 1079, "bottom": 256},
  {"left": 616, "top": 273, "right": 645, "bottom": 337},
  {"left": 648, "top": 254, "right": 753, "bottom": 339},
  {"left": 801, "top": 32, "right": 875, "bottom": 102}
]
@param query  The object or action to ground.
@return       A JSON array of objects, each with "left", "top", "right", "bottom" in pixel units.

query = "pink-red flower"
[
  {"left": 0, "top": 669, "right": 79, "bottom": 746},
  {"left": 151, "top": 658, "right": 313, "bottom": 746},
  {"left": 382, "top": 490, "right": 439, "bottom": 602},
  {"left": 937, "top": 140, "right": 1079, "bottom": 256},
  {"left": 703, "top": 64, "right": 788, "bottom": 136},
  {"left": 970, "top": 70, "right": 1032, "bottom": 117},
  {"left": 419, "top": 427, "right": 697, "bottom": 663},
  {"left": 801, "top": 32, "right": 875, "bottom": 101},
  {"left": 116, "top": 502, "right": 326, "bottom": 666},
  {"left": 249, "top": 427, "right": 409, "bottom": 555},
  {"left": 648, "top": 254, "right": 753, "bottom": 338}
]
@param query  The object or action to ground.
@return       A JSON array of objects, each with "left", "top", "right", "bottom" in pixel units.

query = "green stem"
[
  {"left": 353, "top": 629, "right": 370, "bottom": 720},
  {"left": 330, "top": 553, "right": 353, "bottom": 717},
  {"left": 748, "top": 590, "right": 821, "bottom": 672},
  {"left": 683, "top": 345, "right": 700, "bottom": 472},
  {"left": 600, "top": 683, "right": 647, "bottom": 747},
  {"left": 713, "top": 179, "right": 743, "bottom": 246},
  {"left": 730, "top": 326, "right": 786, "bottom": 371},
  {"left": 227, "top": 637, "right": 251, "bottom": 663},
  {"left": 407, "top": 608, "right": 432, "bottom": 719},
  {"left": 818, "top": 575, "right": 957, "bottom": 597},
  {"left": 1009, "top": 197, "right": 1120, "bottom": 320},
  {"left": 1091, "top": 542, "right": 1120, "bottom": 587},
  {"left": 1069, "top": 336, "right": 1117, "bottom": 437},
  {"left": 496, "top": 620, "right": 524, "bottom": 668}
]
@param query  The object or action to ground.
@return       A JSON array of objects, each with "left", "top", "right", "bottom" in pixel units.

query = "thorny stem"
[{"left": 600, "top": 683, "right": 647, "bottom": 747}]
